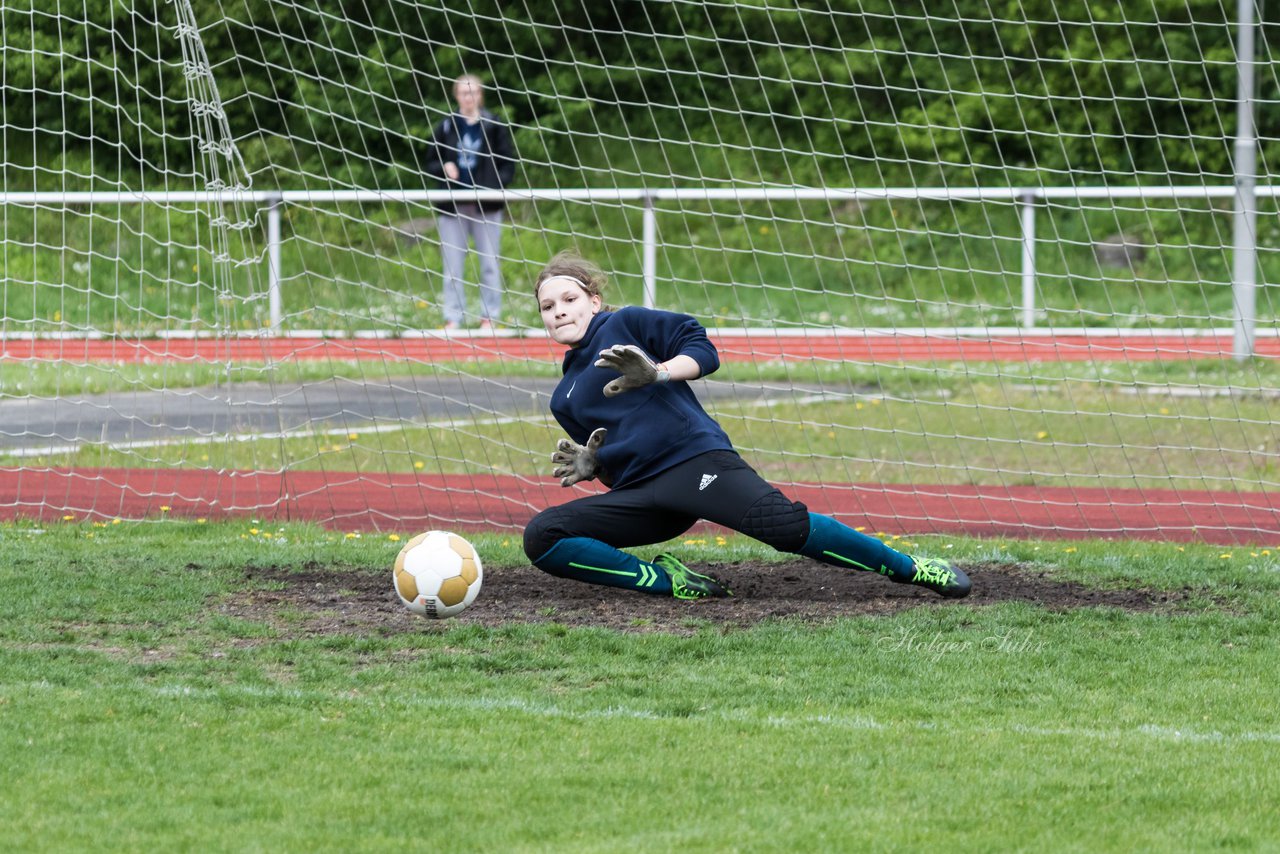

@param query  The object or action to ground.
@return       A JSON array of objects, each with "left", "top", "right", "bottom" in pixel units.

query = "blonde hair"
[
  {"left": 534, "top": 252, "right": 617, "bottom": 311},
  {"left": 454, "top": 74, "right": 484, "bottom": 94}
]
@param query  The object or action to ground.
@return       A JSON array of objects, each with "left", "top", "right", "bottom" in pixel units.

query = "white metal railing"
[{"left": 1, "top": 185, "right": 1271, "bottom": 355}]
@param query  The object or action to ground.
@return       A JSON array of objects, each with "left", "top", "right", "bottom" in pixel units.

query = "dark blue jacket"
[
  {"left": 550, "top": 307, "right": 733, "bottom": 488},
  {"left": 424, "top": 109, "right": 516, "bottom": 215}
]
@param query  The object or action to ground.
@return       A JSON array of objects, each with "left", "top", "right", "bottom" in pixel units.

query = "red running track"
[
  {"left": 4, "top": 467, "right": 1278, "bottom": 546},
  {"left": 6, "top": 331, "right": 1278, "bottom": 543},
  {"left": 3, "top": 331, "right": 1279, "bottom": 363}
]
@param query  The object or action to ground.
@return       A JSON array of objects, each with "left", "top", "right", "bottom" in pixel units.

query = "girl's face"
[
  {"left": 454, "top": 80, "right": 482, "bottom": 117},
  {"left": 538, "top": 278, "right": 602, "bottom": 345}
]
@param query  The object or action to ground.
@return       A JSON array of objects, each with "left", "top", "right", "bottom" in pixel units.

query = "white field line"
[
  {"left": 999, "top": 383, "right": 1280, "bottom": 399},
  {"left": 0, "top": 394, "right": 834, "bottom": 460},
  {"left": 1116, "top": 385, "right": 1280, "bottom": 399},
  {"left": 0, "top": 680, "right": 1245, "bottom": 746},
  {"left": 10, "top": 679, "right": 1274, "bottom": 745}
]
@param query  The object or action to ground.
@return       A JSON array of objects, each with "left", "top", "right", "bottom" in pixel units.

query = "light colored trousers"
[{"left": 437, "top": 203, "right": 504, "bottom": 324}]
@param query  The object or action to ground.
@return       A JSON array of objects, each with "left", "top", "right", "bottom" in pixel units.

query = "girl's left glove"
[
  {"left": 552, "top": 427, "right": 608, "bottom": 487},
  {"left": 595, "top": 345, "right": 669, "bottom": 397}
]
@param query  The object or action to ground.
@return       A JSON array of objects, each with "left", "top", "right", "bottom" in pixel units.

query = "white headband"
[{"left": 538, "top": 274, "right": 591, "bottom": 295}]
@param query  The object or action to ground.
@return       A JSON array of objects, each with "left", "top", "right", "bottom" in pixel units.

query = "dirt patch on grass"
[{"left": 223, "top": 559, "right": 1192, "bottom": 636}]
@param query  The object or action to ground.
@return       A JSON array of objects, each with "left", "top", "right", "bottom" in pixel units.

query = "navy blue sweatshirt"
[
  {"left": 550, "top": 307, "right": 734, "bottom": 488},
  {"left": 423, "top": 109, "right": 516, "bottom": 215}
]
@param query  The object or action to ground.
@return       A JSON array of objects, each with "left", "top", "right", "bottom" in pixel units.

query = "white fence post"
[
  {"left": 1021, "top": 190, "right": 1037, "bottom": 328},
  {"left": 642, "top": 194, "right": 657, "bottom": 309},
  {"left": 266, "top": 193, "right": 283, "bottom": 334}
]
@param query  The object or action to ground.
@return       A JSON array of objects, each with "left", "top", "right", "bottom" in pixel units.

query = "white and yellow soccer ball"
[{"left": 392, "top": 531, "right": 483, "bottom": 618}]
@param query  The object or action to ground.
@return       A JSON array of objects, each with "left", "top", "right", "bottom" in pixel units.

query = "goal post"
[{"left": 1, "top": 0, "right": 1278, "bottom": 543}]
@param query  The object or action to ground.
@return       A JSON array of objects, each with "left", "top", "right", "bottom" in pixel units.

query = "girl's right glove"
[
  {"left": 595, "top": 345, "right": 667, "bottom": 397},
  {"left": 551, "top": 427, "right": 608, "bottom": 487}
]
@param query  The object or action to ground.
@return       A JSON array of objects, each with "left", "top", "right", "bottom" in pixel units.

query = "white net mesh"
[{"left": 1, "top": 0, "right": 1278, "bottom": 542}]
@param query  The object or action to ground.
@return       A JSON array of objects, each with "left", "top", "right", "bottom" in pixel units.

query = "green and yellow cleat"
[
  {"left": 903, "top": 557, "right": 971, "bottom": 599},
  {"left": 654, "top": 553, "right": 733, "bottom": 600}
]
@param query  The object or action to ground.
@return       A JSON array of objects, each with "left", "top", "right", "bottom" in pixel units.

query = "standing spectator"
[{"left": 425, "top": 74, "right": 516, "bottom": 330}]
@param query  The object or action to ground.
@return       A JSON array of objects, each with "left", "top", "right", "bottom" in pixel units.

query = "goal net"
[{"left": 2, "top": 0, "right": 1278, "bottom": 543}]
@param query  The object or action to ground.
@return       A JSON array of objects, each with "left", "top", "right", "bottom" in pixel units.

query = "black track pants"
[{"left": 524, "top": 450, "right": 810, "bottom": 560}]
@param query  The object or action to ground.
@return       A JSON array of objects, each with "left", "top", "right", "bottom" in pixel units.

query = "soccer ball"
[{"left": 392, "top": 531, "right": 483, "bottom": 618}]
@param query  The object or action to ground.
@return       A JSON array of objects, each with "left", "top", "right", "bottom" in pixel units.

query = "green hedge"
[{"left": 2, "top": 0, "right": 1272, "bottom": 190}]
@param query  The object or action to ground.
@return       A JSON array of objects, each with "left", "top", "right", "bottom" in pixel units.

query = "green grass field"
[
  {"left": 3, "top": 520, "right": 1279, "bottom": 850},
  {"left": 6, "top": 195, "right": 1280, "bottom": 334}
]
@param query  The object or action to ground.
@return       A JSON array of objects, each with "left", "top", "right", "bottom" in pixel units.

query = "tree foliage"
[{"left": 2, "top": 0, "right": 1273, "bottom": 189}]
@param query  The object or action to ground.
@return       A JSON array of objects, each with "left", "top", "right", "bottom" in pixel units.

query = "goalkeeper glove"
[
  {"left": 552, "top": 427, "right": 608, "bottom": 487},
  {"left": 594, "top": 344, "right": 670, "bottom": 397}
]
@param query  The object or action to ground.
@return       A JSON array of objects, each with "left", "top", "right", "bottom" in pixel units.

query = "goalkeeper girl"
[{"left": 523, "top": 252, "right": 970, "bottom": 601}]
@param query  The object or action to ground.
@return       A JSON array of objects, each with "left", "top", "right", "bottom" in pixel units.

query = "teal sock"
[
  {"left": 797, "top": 512, "right": 915, "bottom": 581},
  {"left": 534, "top": 537, "right": 673, "bottom": 594}
]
